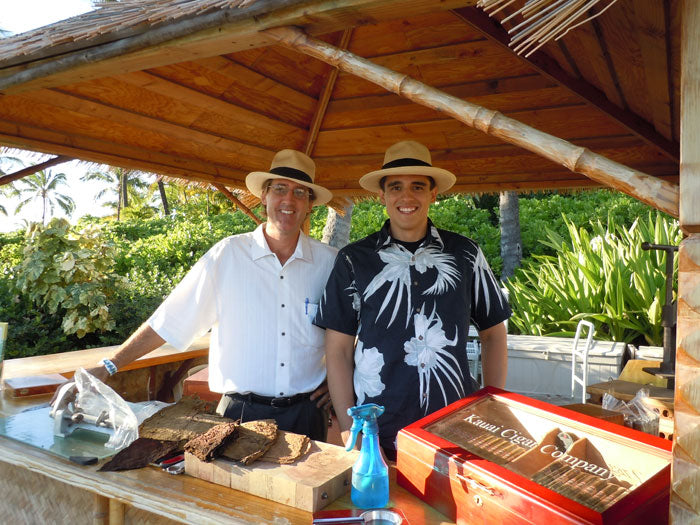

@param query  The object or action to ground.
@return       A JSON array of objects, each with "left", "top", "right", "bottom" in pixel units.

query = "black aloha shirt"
[{"left": 314, "top": 219, "right": 511, "bottom": 453}]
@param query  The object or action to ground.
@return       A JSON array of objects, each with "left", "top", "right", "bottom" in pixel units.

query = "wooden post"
[
  {"left": 92, "top": 494, "right": 109, "bottom": 525},
  {"left": 671, "top": 236, "right": 700, "bottom": 521},
  {"left": 680, "top": 0, "right": 700, "bottom": 233},
  {"left": 670, "top": 1, "right": 700, "bottom": 521},
  {"left": 0, "top": 155, "right": 73, "bottom": 187},
  {"left": 212, "top": 183, "right": 262, "bottom": 225},
  {"left": 264, "top": 26, "right": 680, "bottom": 219}
]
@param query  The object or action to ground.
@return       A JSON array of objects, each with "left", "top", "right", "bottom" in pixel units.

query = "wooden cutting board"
[{"left": 185, "top": 440, "right": 358, "bottom": 512}]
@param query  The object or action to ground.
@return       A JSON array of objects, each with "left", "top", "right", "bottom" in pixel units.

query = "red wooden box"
[{"left": 397, "top": 387, "right": 671, "bottom": 524}]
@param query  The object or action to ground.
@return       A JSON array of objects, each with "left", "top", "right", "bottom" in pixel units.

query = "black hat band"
[
  {"left": 269, "top": 166, "right": 313, "bottom": 184},
  {"left": 382, "top": 157, "right": 432, "bottom": 170}
]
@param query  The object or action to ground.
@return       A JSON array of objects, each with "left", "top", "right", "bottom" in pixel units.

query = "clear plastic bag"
[
  {"left": 602, "top": 387, "right": 659, "bottom": 435},
  {"left": 74, "top": 368, "right": 170, "bottom": 449}
]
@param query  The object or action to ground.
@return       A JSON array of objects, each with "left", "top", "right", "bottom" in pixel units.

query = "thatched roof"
[{"left": 0, "top": 0, "right": 679, "bottom": 202}]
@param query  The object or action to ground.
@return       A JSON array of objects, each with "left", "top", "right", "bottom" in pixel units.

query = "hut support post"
[
  {"left": 670, "top": 0, "right": 700, "bottom": 521},
  {"left": 264, "top": 26, "right": 679, "bottom": 218}
]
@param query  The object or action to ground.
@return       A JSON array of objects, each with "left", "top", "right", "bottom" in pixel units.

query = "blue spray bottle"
[{"left": 345, "top": 403, "right": 389, "bottom": 509}]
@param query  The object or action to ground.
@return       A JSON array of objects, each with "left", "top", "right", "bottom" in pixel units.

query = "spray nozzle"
[{"left": 345, "top": 403, "right": 384, "bottom": 451}]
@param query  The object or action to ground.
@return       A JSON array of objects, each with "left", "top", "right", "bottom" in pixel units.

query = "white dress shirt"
[{"left": 148, "top": 224, "right": 338, "bottom": 396}]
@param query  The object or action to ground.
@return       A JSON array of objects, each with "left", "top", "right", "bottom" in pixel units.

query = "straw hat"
[
  {"left": 246, "top": 149, "right": 333, "bottom": 206},
  {"left": 359, "top": 141, "right": 456, "bottom": 194}
]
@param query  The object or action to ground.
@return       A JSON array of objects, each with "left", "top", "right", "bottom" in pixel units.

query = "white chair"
[{"left": 571, "top": 320, "right": 595, "bottom": 403}]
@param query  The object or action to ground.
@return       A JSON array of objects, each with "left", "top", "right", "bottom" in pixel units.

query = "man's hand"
[
  {"left": 49, "top": 365, "right": 110, "bottom": 408},
  {"left": 310, "top": 382, "right": 332, "bottom": 410}
]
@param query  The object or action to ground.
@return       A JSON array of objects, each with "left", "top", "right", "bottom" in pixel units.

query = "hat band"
[
  {"left": 382, "top": 157, "right": 432, "bottom": 170},
  {"left": 269, "top": 166, "right": 313, "bottom": 184}
]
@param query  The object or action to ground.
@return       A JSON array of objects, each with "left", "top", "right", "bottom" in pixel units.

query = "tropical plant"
[
  {"left": 13, "top": 218, "right": 123, "bottom": 337},
  {"left": 81, "top": 166, "right": 152, "bottom": 220},
  {"left": 13, "top": 169, "right": 75, "bottom": 224},
  {"left": 504, "top": 212, "right": 682, "bottom": 345}
]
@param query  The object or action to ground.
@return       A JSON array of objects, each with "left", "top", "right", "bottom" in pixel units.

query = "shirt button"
[
  {"left": 418, "top": 335, "right": 423, "bottom": 340},
  {"left": 281, "top": 304, "right": 285, "bottom": 308},
  {"left": 280, "top": 362, "right": 285, "bottom": 367},
  {"left": 415, "top": 307, "right": 420, "bottom": 313},
  {"left": 280, "top": 392, "right": 284, "bottom": 396},
  {"left": 281, "top": 332, "right": 285, "bottom": 336},
  {"left": 411, "top": 255, "right": 415, "bottom": 263},
  {"left": 421, "top": 363, "right": 425, "bottom": 368},
  {"left": 413, "top": 281, "right": 418, "bottom": 286},
  {"left": 280, "top": 275, "right": 284, "bottom": 280}
]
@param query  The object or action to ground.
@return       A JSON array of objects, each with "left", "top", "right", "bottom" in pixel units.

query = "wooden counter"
[
  {"left": 2, "top": 335, "right": 210, "bottom": 380},
  {"left": 0, "top": 399, "right": 453, "bottom": 524}
]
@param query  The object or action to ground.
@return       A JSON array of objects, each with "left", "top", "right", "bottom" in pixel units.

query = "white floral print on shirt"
[
  {"left": 404, "top": 307, "right": 463, "bottom": 413},
  {"left": 354, "top": 340, "right": 385, "bottom": 405}
]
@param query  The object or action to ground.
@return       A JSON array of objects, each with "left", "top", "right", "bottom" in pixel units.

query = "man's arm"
[
  {"left": 479, "top": 321, "right": 508, "bottom": 388},
  {"left": 325, "top": 328, "right": 356, "bottom": 446},
  {"left": 83, "top": 323, "right": 165, "bottom": 382}
]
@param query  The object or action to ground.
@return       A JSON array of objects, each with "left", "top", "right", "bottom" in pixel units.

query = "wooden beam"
[
  {"left": 450, "top": 6, "right": 680, "bottom": 162},
  {"left": 679, "top": 0, "right": 700, "bottom": 232},
  {"left": 305, "top": 29, "right": 352, "bottom": 156},
  {"left": 265, "top": 26, "right": 679, "bottom": 218},
  {"left": 0, "top": 155, "right": 72, "bottom": 186},
  {"left": 212, "top": 183, "right": 261, "bottom": 225}
]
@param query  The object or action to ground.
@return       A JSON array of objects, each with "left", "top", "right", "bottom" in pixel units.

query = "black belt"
[{"left": 228, "top": 391, "right": 311, "bottom": 408}]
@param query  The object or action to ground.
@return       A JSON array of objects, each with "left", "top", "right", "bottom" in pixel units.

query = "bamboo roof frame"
[{"left": 0, "top": 0, "right": 683, "bottom": 215}]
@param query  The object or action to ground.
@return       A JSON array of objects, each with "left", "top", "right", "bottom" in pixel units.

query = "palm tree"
[
  {"left": 82, "top": 166, "right": 149, "bottom": 220},
  {"left": 14, "top": 169, "right": 75, "bottom": 224}
]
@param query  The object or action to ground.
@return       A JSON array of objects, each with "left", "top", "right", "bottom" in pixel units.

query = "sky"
[{"left": 0, "top": 0, "right": 106, "bottom": 233}]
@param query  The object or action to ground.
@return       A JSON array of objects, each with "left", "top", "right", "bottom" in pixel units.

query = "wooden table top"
[
  {"left": 1, "top": 335, "right": 210, "bottom": 380},
  {"left": 0, "top": 394, "right": 453, "bottom": 524}
]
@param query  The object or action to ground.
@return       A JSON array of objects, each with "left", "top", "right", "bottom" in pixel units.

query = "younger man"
[{"left": 315, "top": 141, "right": 511, "bottom": 458}]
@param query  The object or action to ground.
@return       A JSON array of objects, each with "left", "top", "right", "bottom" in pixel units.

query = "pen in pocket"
[{"left": 305, "top": 297, "right": 309, "bottom": 315}]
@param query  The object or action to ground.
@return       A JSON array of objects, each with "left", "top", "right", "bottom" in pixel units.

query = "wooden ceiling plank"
[
  {"left": 0, "top": 123, "right": 246, "bottom": 185},
  {"left": 592, "top": 0, "right": 653, "bottom": 127},
  {"left": 332, "top": 39, "right": 533, "bottom": 99},
  {"left": 0, "top": 155, "right": 73, "bottom": 187},
  {"left": 265, "top": 26, "right": 679, "bottom": 217},
  {"left": 314, "top": 104, "right": 629, "bottom": 157},
  {"left": 12, "top": 89, "right": 273, "bottom": 169},
  {"left": 324, "top": 82, "right": 580, "bottom": 129},
  {"left": 68, "top": 72, "right": 306, "bottom": 150},
  {"left": 635, "top": 1, "right": 673, "bottom": 140},
  {"left": 348, "top": 10, "right": 484, "bottom": 57},
  {"left": 0, "top": 0, "right": 477, "bottom": 95},
  {"left": 451, "top": 6, "right": 679, "bottom": 162},
  {"left": 173, "top": 56, "right": 316, "bottom": 128},
  {"left": 305, "top": 29, "right": 353, "bottom": 156}
]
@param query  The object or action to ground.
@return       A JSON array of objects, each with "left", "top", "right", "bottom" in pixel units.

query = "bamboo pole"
[
  {"left": 264, "top": 26, "right": 679, "bottom": 218},
  {"left": 0, "top": 155, "right": 73, "bottom": 186},
  {"left": 212, "top": 183, "right": 262, "bottom": 225}
]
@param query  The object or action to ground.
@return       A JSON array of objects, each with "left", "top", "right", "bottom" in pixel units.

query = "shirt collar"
[
  {"left": 251, "top": 223, "right": 313, "bottom": 263},
  {"left": 375, "top": 218, "right": 445, "bottom": 252}
]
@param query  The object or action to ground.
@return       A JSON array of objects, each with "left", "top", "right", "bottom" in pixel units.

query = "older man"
[
  {"left": 75, "top": 150, "right": 337, "bottom": 440},
  {"left": 315, "top": 140, "right": 511, "bottom": 457}
]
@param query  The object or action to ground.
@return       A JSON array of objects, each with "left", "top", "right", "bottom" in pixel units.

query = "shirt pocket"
[{"left": 300, "top": 301, "right": 324, "bottom": 348}]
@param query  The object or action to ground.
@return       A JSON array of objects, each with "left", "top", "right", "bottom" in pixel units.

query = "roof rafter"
[
  {"left": 0, "top": 155, "right": 73, "bottom": 187},
  {"left": 451, "top": 6, "right": 679, "bottom": 162}
]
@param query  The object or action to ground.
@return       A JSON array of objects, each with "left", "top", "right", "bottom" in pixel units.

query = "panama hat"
[
  {"left": 359, "top": 140, "right": 456, "bottom": 194},
  {"left": 246, "top": 149, "right": 333, "bottom": 206}
]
